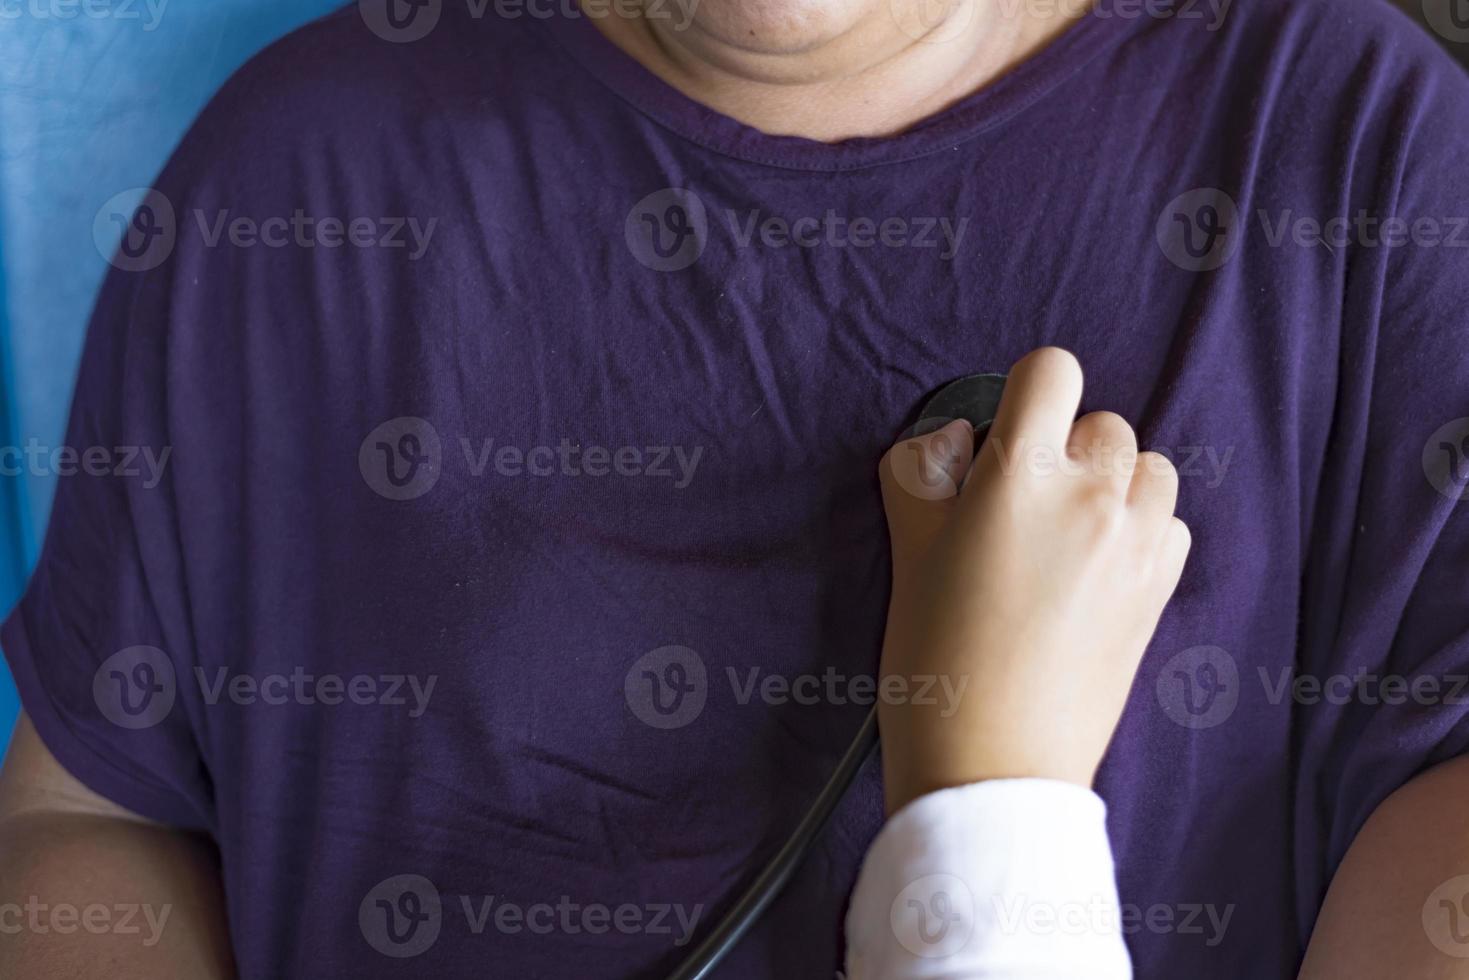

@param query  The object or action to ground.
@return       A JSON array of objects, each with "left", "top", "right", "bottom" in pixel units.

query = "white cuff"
[{"left": 845, "top": 779, "right": 1132, "bottom": 979}]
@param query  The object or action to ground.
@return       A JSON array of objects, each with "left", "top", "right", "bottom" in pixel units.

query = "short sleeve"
[
  {"left": 0, "top": 10, "right": 438, "bottom": 836},
  {"left": 1, "top": 205, "right": 214, "bottom": 832},
  {"left": 1294, "top": 46, "right": 1469, "bottom": 921}
]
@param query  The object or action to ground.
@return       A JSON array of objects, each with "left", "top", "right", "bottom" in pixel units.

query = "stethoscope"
[{"left": 666, "top": 373, "right": 1009, "bottom": 980}]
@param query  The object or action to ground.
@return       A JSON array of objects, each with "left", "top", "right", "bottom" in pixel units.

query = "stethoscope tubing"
[
  {"left": 664, "top": 706, "right": 880, "bottom": 980},
  {"left": 665, "top": 372, "right": 1006, "bottom": 979}
]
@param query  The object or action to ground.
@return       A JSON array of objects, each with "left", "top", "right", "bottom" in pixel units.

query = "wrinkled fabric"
[{"left": 5, "top": 1, "right": 1469, "bottom": 977}]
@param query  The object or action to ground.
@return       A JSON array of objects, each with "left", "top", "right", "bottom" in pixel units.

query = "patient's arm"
[
  {"left": 0, "top": 713, "right": 236, "bottom": 978},
  {"left": 1299, "top": 754, "right": 1469, "bottom": 978}
]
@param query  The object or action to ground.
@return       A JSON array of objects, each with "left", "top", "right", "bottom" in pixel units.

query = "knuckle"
[
  {"left": 1069, "top": 413, "right": 1137, "bottom": 478},
  {"left": 1151, "top": 517, "right": 1192, "bottom": 572},
  {"left": 1139, "top": 450, "right": 1178, "bottom": 478},
  {"left": 1086, "top": 411, "right": 1137, "bottom": 445},
  {"left": 1168, "top": 516, "right": 1193, "bottom": 550},
  {"left": 1136, "top": 451, "right": 1179, "bottom": 487},
  {"left": 1070, "top": 411, "right": 1134, "bottom": 448}
]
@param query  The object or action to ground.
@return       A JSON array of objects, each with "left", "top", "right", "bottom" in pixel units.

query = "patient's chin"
[{"left": 680, "top": 0, "right": 883, "bottom": 54}]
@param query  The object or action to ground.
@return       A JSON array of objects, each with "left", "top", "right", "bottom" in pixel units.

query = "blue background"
[{"left": 0, "top": 0, "right": 344, "bottom": 747}]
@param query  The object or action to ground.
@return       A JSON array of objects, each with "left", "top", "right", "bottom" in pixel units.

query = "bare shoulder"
[
  {"left": 1300, "top": 755, "right": 1469, "bottom": 978},
  {"left": 0, "top": 714, "right": 156, "bottom": 825}
]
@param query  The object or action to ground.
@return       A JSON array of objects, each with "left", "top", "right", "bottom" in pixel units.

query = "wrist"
[{"left": 882, "top": 747, "right": 1096, "bottom": 816}]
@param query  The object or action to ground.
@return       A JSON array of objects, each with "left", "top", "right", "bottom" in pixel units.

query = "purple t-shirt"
[{"left": 6, "top": 1, "right": 1469, "bottom": 976}]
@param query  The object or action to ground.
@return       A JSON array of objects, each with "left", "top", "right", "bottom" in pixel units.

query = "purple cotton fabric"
[{"left": 5, "top": 0, "right": 1469, "bottom": 976}]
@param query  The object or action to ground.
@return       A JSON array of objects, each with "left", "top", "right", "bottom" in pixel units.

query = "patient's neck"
[{"left": 584, "top": 0, "right": 1088, "bottom": 141}]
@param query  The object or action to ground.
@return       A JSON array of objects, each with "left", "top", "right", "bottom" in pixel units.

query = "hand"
[{"left": 876, "top": 347, "right": 1191, "bottom": 815}]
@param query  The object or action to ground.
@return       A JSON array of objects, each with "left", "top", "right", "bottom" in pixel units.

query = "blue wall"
[{"left": 0, "top": 0, "right": 346, "bottom": 748}]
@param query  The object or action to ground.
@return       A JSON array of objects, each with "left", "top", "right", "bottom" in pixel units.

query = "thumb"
[{"left": 879, "top": 418, "right": 974, "bottom": 565}]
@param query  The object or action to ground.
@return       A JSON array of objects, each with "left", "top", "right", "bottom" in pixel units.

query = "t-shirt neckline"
[{"left": 535, "top": 7, "right": 1142, "bottom": 172}]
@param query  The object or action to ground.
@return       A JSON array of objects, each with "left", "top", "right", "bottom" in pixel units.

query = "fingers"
[
  {"left": 990, "top": 359, "right": 1187, "bottom": 587},
  {"left": 1130, "top": 453, "right": 1189, "bottom": 587},
  {"left": 1067, "top": 411, "right": 1137, "bottom": 494},
  {"left": 1070, "top": 426, "right": 1186, "bottom": 578},
  {"left": 1128, "top": 450, "right": 1179, "bottom": 516},
  {"left": 880, "top": 349, "right": 1192, "bottom": 590},
  {"left": 985, "top": 347, "right": 1083, "bottom": 464}
]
